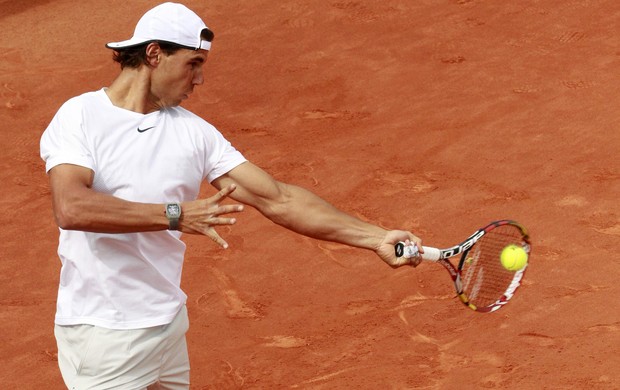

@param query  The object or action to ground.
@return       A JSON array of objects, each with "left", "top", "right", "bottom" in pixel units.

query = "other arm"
[{"left": 48, "top": 163, "right": 243, "bottom": 247}]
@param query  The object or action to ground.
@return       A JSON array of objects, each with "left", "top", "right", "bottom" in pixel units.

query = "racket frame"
[{"left": 396, "top": 220, "right": 531, "bottom": 313}]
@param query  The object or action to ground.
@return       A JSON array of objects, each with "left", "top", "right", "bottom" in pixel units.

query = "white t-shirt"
[{"left": 40, "top": 89, "right": 247, "bottom": 329}]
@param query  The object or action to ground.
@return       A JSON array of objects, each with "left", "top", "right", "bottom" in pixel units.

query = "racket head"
[{"left": 455, "top": 220, "right": 531, "bottom": 313}]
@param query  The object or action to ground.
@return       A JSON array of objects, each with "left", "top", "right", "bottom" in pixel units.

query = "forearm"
[
  {"left": 264, "top": 184, "right": 387, "bottom": 250},
  {"left": 53, "top": 186, "right": 167, "bottom": 233}
]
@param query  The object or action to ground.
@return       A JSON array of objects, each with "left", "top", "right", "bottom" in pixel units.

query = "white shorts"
[{"left": 54, "top": 306, "right": 190, "bottom": 390}]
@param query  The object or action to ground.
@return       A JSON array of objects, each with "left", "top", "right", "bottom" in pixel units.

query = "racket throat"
[
  {"left": 457, "top": 290, "right": 477, "bottom": 311},
  {"left": 457, "top": 247, "right": 473, "bottom": 269},
  {"left": 454, "top": 274, "right": 478, "bottom": 311}
]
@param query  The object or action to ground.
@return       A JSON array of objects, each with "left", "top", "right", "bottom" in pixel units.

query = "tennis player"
[{"left": 40, "top": 2, "right": 422, "bottom": 389}]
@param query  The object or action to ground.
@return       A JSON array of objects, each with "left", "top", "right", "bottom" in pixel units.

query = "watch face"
[{"left": 167, "top": 204, "right": 181, "bottom": 217}]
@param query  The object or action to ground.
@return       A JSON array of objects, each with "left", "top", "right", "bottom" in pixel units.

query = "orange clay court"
[{"left": 1, "top": 0, "right": 619, "bottom": 389}]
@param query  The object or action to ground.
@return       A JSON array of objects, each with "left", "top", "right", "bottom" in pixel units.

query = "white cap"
[{"left": 106, "top": 2, "right": 213, "bottom": 51}]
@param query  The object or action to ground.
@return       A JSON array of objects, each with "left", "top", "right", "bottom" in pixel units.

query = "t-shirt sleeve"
[
  {"left": 203, "top": 125, "right": 247, "bottom": 183},
  {"left": 40, "top": 98, "right": 95, "bottom": 173}
]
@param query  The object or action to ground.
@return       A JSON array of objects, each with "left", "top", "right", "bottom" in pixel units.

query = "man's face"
[{"left": 151, "top": 48, "right": 208, "bottom": 108}]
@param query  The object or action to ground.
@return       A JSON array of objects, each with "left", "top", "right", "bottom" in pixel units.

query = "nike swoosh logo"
[{"left": 137, "top": 126, "right": 155, "bottom": 133}]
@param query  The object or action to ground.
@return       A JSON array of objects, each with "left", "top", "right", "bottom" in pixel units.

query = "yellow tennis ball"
[{"left": 500, "top": 244, "right": 528, "bottom": 271}]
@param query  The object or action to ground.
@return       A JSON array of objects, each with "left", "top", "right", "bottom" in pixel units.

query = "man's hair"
[{"left": 111, "top": 41, "right": 185, "bottom": 69}]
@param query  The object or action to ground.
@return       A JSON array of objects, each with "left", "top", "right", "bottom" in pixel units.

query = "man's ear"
[{"left": 145, "top": 42, "right": 162, "bottom": 67}]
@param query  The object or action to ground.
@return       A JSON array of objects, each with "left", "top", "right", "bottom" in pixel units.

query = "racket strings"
[{"left": 460, "top": 225, "right": 526, "bottom": 308}]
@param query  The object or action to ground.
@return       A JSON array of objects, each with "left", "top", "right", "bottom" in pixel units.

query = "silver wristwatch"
[{"left": 165, "top": 203, "right": 182, "bottom": 230}]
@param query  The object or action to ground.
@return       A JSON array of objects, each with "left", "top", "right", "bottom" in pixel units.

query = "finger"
[
  {"left": 392, "top": 256, "right": 411, "bottom": 267},
  {"left": 392, "top": 256, "right": 407, "bottom": 266},
  {"left": 205, "top": 228, "right": 229, "bottom": 249},
  {"left": 211, "top": 184, "right": 237, "bottom": 203},
  {"left": 206, "top": 217, "right": 238, "bottom": 226},
  {"left": 401, "top": 237, "right": 422, "bottom": 266},
  {"left": 408, "top": 235, "right": 424, "bottom": 254},
  {"left": 409, "top": 257, "right": 421, "bottom": 267},
  {"left": 214, "top": 204, "right": 244, "bottom": 215}
]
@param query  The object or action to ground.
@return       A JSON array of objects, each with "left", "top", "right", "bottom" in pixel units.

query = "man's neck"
[{"left": 105, "top": 68, "right": 161, "bottom": 114}]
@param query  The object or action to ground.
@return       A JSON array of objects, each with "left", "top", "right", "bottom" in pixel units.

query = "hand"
[
  {"left": 376, "top": 230, "right": 423, "bottom": 268},
  {"left": 179, "top": 184, "right": 244, "bottom": 248}
]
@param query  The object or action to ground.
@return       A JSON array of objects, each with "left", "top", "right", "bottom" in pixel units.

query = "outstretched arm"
[{"left": 211, "top": 162, "right": 422, "bottom": 267}]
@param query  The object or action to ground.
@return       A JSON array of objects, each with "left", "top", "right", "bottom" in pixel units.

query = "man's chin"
[
  {"left": 177, "top": 94, "right": 190, "bottom": 105},
  {"left": 162, "top": 98, "right": 184, "bottom": 108}
]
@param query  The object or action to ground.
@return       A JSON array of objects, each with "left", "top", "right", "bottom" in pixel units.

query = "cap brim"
[{"left": 106, "top": 38, "right": 151, "bottom": 49}]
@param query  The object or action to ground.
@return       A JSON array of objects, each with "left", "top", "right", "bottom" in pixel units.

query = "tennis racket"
[{"left": 395, "top": 220, "right": 531, "bottom": 313}]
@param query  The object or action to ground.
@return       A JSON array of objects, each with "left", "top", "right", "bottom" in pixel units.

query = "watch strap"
[{"left": 168, "top": 216, "right": 179, "bottom": 231}]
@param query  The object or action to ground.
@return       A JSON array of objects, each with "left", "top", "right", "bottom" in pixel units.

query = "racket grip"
[
  {"left": 420, "top": 247, "right": 441, "bottom": 261},
  {"left": 395, "top": 242, "right": 441, "bottom": 261}
]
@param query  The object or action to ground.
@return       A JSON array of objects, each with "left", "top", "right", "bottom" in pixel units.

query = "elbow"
[
  {"left": 55, "top": 215, "right": 75, "bottom": 231},
  {"left": 53, "top": 200, "right": 82, "bottom": 230}
]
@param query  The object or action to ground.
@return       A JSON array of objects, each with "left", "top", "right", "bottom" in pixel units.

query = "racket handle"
[{"left": 395, "top": 242, "right": 441, "bottom": 261}]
